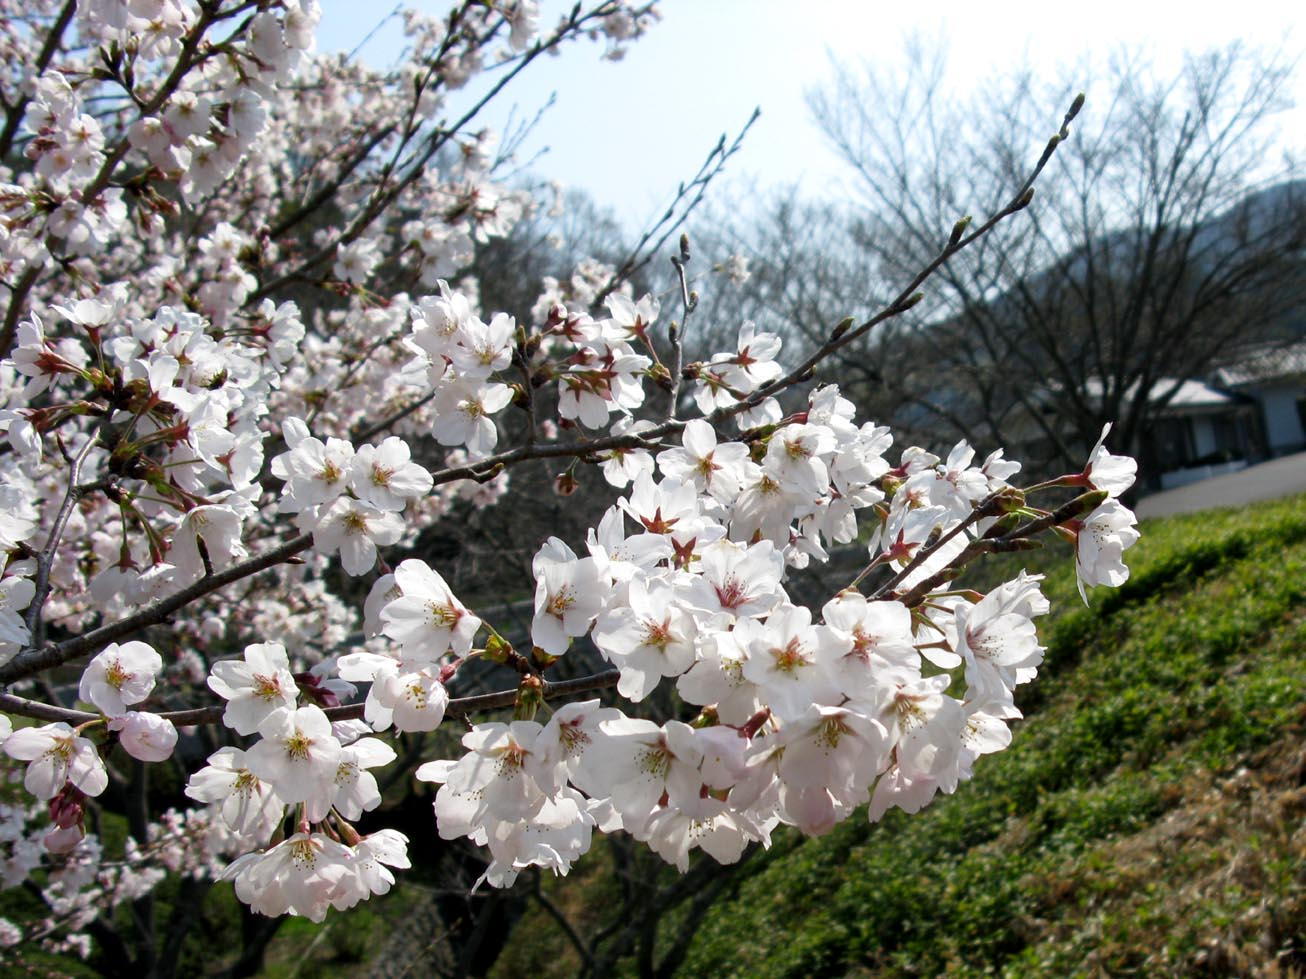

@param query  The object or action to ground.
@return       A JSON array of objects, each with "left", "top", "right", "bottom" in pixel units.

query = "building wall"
[
  {"left": 1191, "top": 416, "right": 1218, "bottom": 458},
  {"left": 1253, "top": 383, "right": 1306, "bottom": 454}
]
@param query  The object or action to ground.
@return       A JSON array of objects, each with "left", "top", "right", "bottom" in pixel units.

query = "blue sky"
[{"left": 317, "top": 1, "right": 1306, "bottom": 231}]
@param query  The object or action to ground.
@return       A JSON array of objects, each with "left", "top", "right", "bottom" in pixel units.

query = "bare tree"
[{"left": 809, "top": 41, "right": 1306, "bottom": 483}]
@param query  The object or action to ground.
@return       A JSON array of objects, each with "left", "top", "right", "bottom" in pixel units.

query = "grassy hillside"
[{"left": 498, "top": 494, "right": 1306, "bottom": 978}]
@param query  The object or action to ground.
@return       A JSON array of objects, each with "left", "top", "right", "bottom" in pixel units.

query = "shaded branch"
[
  {"left": 0, "top": 668, "right": 620, "bottom": 726},
  {"left": 0, "top": 534, "right": 315, "bottom": 686}
]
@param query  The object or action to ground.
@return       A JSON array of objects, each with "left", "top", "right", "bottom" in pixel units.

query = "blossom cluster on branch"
[{"left": 0, "top": 0, "right": 1138, "bottom": 956}]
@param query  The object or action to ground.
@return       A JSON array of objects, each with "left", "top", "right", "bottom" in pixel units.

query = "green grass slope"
[
  {"left": 673, "top": 494, "right": 1306, "bottom": 978},
  {"left": 495, "top": 494, "right": 1306, "bottom": 979}
]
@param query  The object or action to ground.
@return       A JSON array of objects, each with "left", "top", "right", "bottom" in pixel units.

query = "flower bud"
[
  {"left": 1053, "top": 489, "right": 1109, "bottom": 524},
  {"left": 44, "top": 824, "right": 84, "bottom": 854},
  {"left": 483, "top": 633, "right": 514, "bottom": 665},
  {"left": 981, "top": 512, "right": 1023, "bottom": 539},
  {"left": 689, "top": 705, "right": 719, "bottom": 729},
  {"left": 530, "top": 648, "right": 559, "bottom": 671},
  {"left": 829, "top": 316, "right": 855, "bottom": 341},
  {"left": 948, "top": 215, "right": 972, "bottom": 247},
  {"left": 294, "top": 672, "right": 339, "bottom": 709},
  {"left": 513, "top": 674, "right": 544, "bottom": 721}
]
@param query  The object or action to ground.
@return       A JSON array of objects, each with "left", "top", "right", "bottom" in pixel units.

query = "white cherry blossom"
[
  {"left": 1083, "top": 423, "right": 1137, "bottom": 498},
  {"left": 4, "top": 723, "right": 108, "bottom": 800},
  {"left": 78, "top": 641, "right": 162, "bottom": 717},
  {"left": 245, "top": 706, "right": 343, "bottom": 821},
  {"left": 592, "top": 575, "right": 697, "bottom": 700},
  {"left": 109, "top": 712, "right": 178, "bottom": 762},
  {"left": 348, "top": 438, "right": 433, "bottom": 511},
  {"left": 207, "top": 642, "right": 299, "bottom": 736},
  {"left": 330, "top": 738, "right": 397, "bottom": 820},
  {"left": 531, "top": 538, "right": 604, "bottom": 655},
  {"left": 184, "top": 746, "right": 284, "bottom": 839},
  {"left": 1075, "top": 498, "right": 1141, "bottom": 602},
  {"left": 309, "top": 497, "right": 405, "bottom": 576},
  {"left": 223, "top": 833, "right": 353, "bottom": 923},
  {"left": 380, "top": 559, "right": 481, "bottom": 659}
]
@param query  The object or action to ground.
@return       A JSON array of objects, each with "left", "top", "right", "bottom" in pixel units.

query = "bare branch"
[
  {"left": 0, "top": 668, "right": 620, "bottom": 728},
  {"left": 0, "top": 534, "right": 314, "bottom": 686},
  {"left": 26, "top": 434, "right": 99, "bottom": 640}
]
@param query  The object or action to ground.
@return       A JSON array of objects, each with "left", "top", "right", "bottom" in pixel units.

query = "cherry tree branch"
[
  {"left": 0, "top": 266, "right": 41, "bottom": 358},
  {"left": 25, "top": 434, "right": 99, "bottom": 640},
  {"left": 0, "top": 534, "right": 314, "bottom": 686},
  {"left": 865, "top": 491, "right": 1003, "bottom": 600},
  {"left": 740, "top": 94, "right": 1085, "bottom": 414},
  {"left": 1, "top": 3, "right": 258, "bottom": 345},
  {"left": 77, "top": 1, "right": 252, "bottom": 206},
  {"left": 0, "top": 0, "right": 77, "bottom": 160},
  {"left": 402, "top": 97, "right": 1085, "bottom": 484},
  {"left": 265, "top": 123, "right": 398, "bottom": 241},
  {"left": 666, "top": 234, "right": 696, "bottom": 420},
  {"left": 894, "top": 489, "right": 1105, "bottom": 608},
  {"left": 0, "top": 668, "right": 621, "bottom": 727},
  {"left": 248, "top": 3, "right": 623, "bottom": 305},
  {"left": 344, "top": 113, "right": 753, "bottom": 445}
]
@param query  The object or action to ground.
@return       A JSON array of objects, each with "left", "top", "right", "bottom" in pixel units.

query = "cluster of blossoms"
[
  {"left": 5, "top": 375, "right": 1140, "bottom": 922},
  {"left": 410, "top": 410, "right": 1139, "bottom": 886},
  {"left": 0, "top": 0, "right": 1137, "bottom": 961}
]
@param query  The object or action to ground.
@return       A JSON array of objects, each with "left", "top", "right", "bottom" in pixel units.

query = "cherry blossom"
[
  {"left": 380, "top": 559, "right": 482, "bottom": 659},
  {"left": 4, "top": 724, "right": 108, "bottom": 801},
  {"left": 657, "top": 418, "right": 752, "bottom": 501},
  {"left": 0, "top": 0, "right": 1138, "bottom": 945},
  {"left": 592, "top": 575, "right": 697, "bottom": 700},
  {"left": 1083, "top": 423, "right": 1138, "bottom": 498},
  {"left": 1075, "top": 498, "right": 1142, "bottom": 601},
  {"left": 329, "top": 737, "right": 397, "bottom": 820},
  {"left": 184, "top": 747, "right": 285, "bottom": 839},
  {"left": 207, "top": 642, "right": 299, "bottom": 736},
  {"left": 349, "top": 438, "right": 433, "bottom": 511},
  {"left": 244, "top": 706, "right": 343, "bottom": 822},
  {"left": 308, "top": 497, "right": 405, "bottom": 576},
  {"left": 78, "top": 641, "right": 163, "bottom": 717},
  {"left": 108, "top": 712, "right": 178, "bottom": 763},
  {"left": 531, "top": 538, "right": 605, "bottom": 655},
  {"left": 223, "top": 833, "right": 354, "bottom": 923}
]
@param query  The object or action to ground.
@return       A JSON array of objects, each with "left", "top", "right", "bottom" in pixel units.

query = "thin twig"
[
  {"left": 592, "top": 107, "right": 761, "bottom": 311},
  {"left": 0, "top": 668, "right": 620, "bottom": 729},
  {"left": 531, "top": 869, "right": 595, "bottom": 970},
  {"left": 666, "top": 234, "right": 696, "bottom": 420},
  {"left": 266, "top": 124, "right": 398, "bottom": 240},
  {"left": 739, "top": 94, "right": 1085, "bottom": 414},
  {"left": 25, "top": 435, "right": 99, "bottom": 639},
  {"left": 867, "top": 492, "right": 1000, "bottom": 600},
  {"left": 0, "top": 534, "right": 314, "bottom": 686},
  {"left": 894, "top": 490, "right": 1102, "bottom": 608}
]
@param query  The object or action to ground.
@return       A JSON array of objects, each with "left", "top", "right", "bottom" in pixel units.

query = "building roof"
[
  {"left": 1214, "top": 339, "right": 1306, "bottom": 387},
  {"left": 1080, "top": 376, "right": 1239, "bottom": 412},
  {"left": 1161, "top": 378, "right": 1240, "bottom": 410}
]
